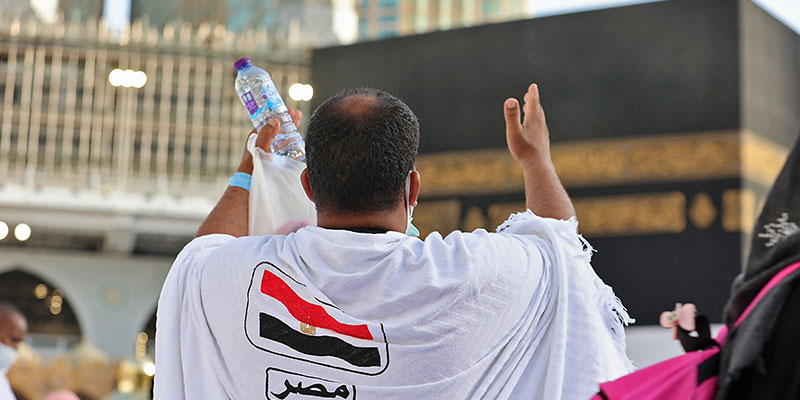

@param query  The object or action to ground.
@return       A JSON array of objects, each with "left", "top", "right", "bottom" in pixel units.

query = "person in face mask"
[{"left": 0, "top": 303, "right": 26, "bottom": 400}]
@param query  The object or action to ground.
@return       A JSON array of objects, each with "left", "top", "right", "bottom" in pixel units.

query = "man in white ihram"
[{"left": 155, "top": 84, "right": 633, "bottom": 399}]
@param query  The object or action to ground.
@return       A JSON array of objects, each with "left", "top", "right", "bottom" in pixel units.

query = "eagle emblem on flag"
[{"left": 245, "top": 261, "right": 390, "bottom": 375}]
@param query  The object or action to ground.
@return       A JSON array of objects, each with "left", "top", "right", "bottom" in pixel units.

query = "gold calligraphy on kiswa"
[{"left": 415, "top": 130, "right": 787, "bottom": 197}]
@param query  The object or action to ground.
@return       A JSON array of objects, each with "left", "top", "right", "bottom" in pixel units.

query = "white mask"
[
  {"left": 404, "top": 171, "right": 419, "bottom": 237},
  {"left": 0, "top": 343, "right": 18, "bottom": 373}
]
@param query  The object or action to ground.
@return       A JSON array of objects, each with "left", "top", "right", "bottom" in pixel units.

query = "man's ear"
[
  {"left": 409, "top": 170, "right": 421, "bottom": 207},
  {"left": 300, "top": 169, "right": 315, "bottom": 202}
]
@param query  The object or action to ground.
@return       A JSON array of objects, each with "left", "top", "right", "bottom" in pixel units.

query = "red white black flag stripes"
[
  {"left": 245, "top": 261, "right": 389, "bottom": 375},
  {"left": 260, "top": 269, "right": 374, "bottom": 340}
]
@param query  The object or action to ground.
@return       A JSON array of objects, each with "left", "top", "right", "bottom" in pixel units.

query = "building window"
[
  {"left": 377, "top": 29, "right": 397, "bottom": 38},
  {"left": 378, "top": 0, "right": 399, "bottom": 8},
  {"left": 483, "top": 0, "right": 501, "bottom": 16}
]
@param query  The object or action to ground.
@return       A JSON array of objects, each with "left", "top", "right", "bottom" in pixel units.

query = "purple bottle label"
[{"left": 241, "top": 91, "right": 259, "bottom": 115}]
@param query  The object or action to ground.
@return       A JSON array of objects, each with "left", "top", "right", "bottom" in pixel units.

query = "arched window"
[{"left": 0, "top": 269, "right": 82, "bottom": 349}]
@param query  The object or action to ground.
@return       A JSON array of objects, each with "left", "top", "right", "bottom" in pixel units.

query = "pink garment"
[
  {"left": 44, "top": 390, "right": 80, "bottom": 400},
  {"left": 591, "top": 261, "right": 800, "bottom": 400}
]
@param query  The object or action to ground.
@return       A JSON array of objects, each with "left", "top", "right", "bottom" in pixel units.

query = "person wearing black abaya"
[{"left": 716, "top": 133, "right": 800, "bottom": 400}]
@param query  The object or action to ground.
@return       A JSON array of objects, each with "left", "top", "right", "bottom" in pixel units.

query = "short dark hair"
[{"left": 305, "top": 88, "right": 419, "bottom": 214}]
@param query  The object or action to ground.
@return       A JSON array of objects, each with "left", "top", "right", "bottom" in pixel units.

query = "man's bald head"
[
  {"left": 0, "top": 302, "right": 27, "bottom": 349},
  {"left": 305, "top": 88, "right": 419, "bottom": 214},
  {"left": 334, "top": 94, "right": 379, "bottom": 117}
]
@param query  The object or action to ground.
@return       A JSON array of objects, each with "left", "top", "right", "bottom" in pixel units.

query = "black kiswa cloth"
[{"left": 716, "top": 134, "right": 800, "bottom": 400}]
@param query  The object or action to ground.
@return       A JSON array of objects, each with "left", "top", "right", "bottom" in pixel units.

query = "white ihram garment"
[
  {"left": 0, "top": 372, "right": 15, "bottom": 400},
  {"left": 155, "top": 212, "right": 633, "bottom": 400}
]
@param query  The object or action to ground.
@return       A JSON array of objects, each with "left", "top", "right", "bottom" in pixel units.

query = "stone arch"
[
  {"left": 0, "top": 268, "right": 88, "bottom": 400},
  {"left": 0, "top": 254, "right": 170, "bottom": 358},
  {"left": 0, "top": 269, "right": 82, "bottom": 343}
]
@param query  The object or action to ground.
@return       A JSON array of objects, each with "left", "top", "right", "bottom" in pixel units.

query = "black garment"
[
  {"left": 716, "top": 239, "right": 800, "bottom": 400},
  {"left": 716, "top": 133, "right": 800, "bottom": 400},
  {"left": 724, "top": 278, "right": 800, "bottom": 400}
]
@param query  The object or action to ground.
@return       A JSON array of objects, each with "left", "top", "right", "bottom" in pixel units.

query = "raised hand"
[
  {"left": 503, "top": 83, "right": 551, "bottom": 169},
  {"left": 239, "top": 109, "right": 303, "bottom": 173},
  {"left": 502, "top": 84, "right": 575, "bottom": 220}
]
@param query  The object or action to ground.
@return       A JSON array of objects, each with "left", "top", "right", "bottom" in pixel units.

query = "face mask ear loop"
[
  {"left": 404, "top": 171, "right": 412, "bottom": 224},
  {"left": 405, "top": 171, "right": 411, "bottom": 209},
  {"left": 404, "top": 170, "right": 420, "bottom": 237}
]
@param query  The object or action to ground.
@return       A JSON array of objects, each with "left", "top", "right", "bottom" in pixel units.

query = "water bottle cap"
[{"left": 234, "top": 57, "right": 251, "bottom": 70}]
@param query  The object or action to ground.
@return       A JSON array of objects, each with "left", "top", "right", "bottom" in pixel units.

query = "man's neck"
[{"left": 316, "top": 207, "right": 407, "bottom": 234}]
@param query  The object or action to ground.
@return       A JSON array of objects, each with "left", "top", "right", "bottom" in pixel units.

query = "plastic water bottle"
[{"left": 234, "top": 57, "right": 306, "bottom": 161}]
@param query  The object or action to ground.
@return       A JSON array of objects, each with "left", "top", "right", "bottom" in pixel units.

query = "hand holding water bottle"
[
  {"left": 237, "top": 109, "right": 303, "bottom": 175},
  {"left": 234, "top": 57, "right": 306, "bottom": 161},
  {"left": 237, "top": 107, "right": 315, "bottom": 237}
]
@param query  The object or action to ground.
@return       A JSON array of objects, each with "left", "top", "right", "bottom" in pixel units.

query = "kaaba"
[{"left": 310, "top": 0, "right": 800, "bottom": 324}]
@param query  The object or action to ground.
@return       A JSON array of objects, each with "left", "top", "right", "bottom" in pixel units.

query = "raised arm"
[
  {"left": 196, "top": 109, "right": 303, "bottom": 237},
  {"left": 503, "top": 83, "right": 575, "bottom": 220}
]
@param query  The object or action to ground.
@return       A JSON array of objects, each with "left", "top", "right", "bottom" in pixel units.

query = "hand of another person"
[
  {"left": 503, "top": 83, "right": 552, "bottom": 169},
  {"left": 238, "top": 109, "right": 303, "bottom": 174}
]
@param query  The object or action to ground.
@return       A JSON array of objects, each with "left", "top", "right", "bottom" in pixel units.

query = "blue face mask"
[
  {"left": 406, "top": 221, "right": 420, "bottom": 237},
  {"left": 404, "top": 171, "right": 420, "bottom": 237}
]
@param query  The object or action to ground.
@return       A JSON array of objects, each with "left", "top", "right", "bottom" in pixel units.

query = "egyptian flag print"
[{"left": 245, "top": 261, "right": 389, "bottom": 375}]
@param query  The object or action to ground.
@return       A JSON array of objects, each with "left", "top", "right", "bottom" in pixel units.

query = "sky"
[
  {"left": 533, "top": 0, "right": 800, "bottom": 35},
  {"left": 532, "top": 0, "right": 662, "bottom": 17},
  {"left": 753, "top": 0, "right": 800, "bottom": 34}
]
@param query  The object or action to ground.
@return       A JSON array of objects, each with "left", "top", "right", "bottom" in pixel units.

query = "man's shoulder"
[
  {"left": 434, "top": 227, "right": 547, "bottom": 247},
  {"left": 169, "top": 234, "right": 283, "bottom": 285},
  {"left": 182, "top": 233, "right": 279, "bottom": 258},
  {"left": 196, "top": 234, "right": 284, "bottom": 269}
]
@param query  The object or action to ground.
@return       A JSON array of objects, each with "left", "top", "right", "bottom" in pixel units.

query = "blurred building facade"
[
  {"left": 356, "top": 0, "right": 533, "bottom": 39},
  {"left": 130, "top": 0, "right": 355, "bottom": 47},
  {"left": 60, "top": 0, "right": 104, "bottom": 22},
  {"left": 0, "top": 11, "right": 310, "bottom": 398},
  {"left": 3, "top": 0, "right": 357, "bottom": 48}
]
